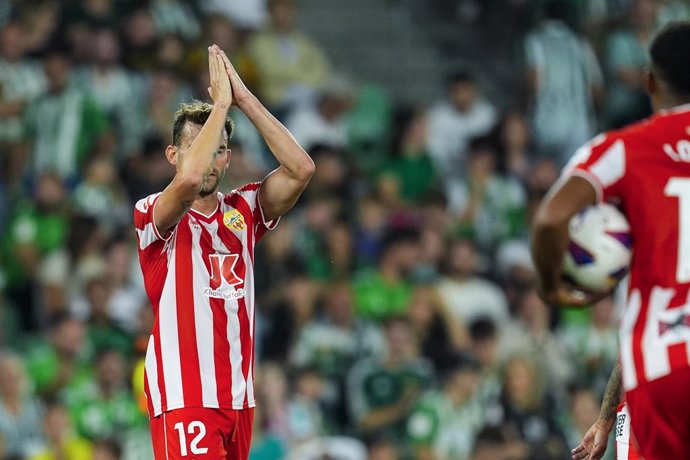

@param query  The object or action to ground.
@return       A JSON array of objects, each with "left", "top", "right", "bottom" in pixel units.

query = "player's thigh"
[
  {"left": 150, "top": 407, "right": 234, "bottom": 459},
  {"left": 626, "top": 368, "right": 690, "bottom": 460},
  {"left": 225, "top": 408, "right": 254, "bottom": 460}
]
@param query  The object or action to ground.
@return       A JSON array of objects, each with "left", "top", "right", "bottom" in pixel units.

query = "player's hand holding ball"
[{"left": 541, "top": 203, "right": 632, "bottom": 308}]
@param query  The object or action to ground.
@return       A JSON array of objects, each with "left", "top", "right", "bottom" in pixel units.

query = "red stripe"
[
  {"left": 153, "top": 314, "right": 168, "bottom": 412},
  {"left": 668, "top": 342, "right": 688, "bottom": 374},
  {"left": 175, "top": 221, "right": 203, "bottom": 406},
  {"left": 198, "top": 224, "right": 234, "bottom": 407},
  {"left": 237, "top": 296, "right": 252, "bottom": 407}
]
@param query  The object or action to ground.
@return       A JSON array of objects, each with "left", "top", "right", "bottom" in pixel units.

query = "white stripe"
[
  {"left": 145, "top": 335, "right": 162, "bottom": 415},
  {"left": 193, "top": 222, "right": 218, "bottom": 407},
  {"left": 589, "top": 139, "right": 625, "bottom": 188},
  {"left": 160, "top": 238, "right": 184, "bottom": 410},
  {"left": 137, "top": 223, "right": 160, "bottom": 250},
  {"left": 621, "top": 289, "right": 641, "bottom": 391},
  {"left": 642, "top": 287, "right": 674, "bottom": 382}
]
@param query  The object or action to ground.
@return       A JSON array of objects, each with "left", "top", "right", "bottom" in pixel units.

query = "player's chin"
[{"left": 199, "top": 176, "right": 220, "bottom": 197}]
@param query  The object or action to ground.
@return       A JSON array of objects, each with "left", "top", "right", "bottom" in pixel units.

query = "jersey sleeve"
[
  {"left": 133, "top": 193, "right": 173, "bottom": 251},
  {"left": 233, "top": 182, "right": 280, "bottom": 243},
  {"left": 562, "top": 133, "right": 627, "bottom": 203}
]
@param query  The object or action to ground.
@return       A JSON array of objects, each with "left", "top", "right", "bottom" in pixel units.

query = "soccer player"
[
  {"left": 532, "top": 22, "right": 690, "bottom": 459},
  {"left": 133, "top": 44, "right": 314, "bottom": 459}
]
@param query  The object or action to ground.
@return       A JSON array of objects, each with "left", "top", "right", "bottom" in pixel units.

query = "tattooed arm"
[{"left": 571, "top": 361, "right": 622, "bottom": 460}]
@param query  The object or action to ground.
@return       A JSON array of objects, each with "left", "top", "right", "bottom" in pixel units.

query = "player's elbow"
[{"left": 293, "top": 155, "right": 316, "bottom": 183}]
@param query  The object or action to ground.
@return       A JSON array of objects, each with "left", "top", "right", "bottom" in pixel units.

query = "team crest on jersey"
[{"left": 223, "top": 209, "right": 246, "bottom": 231}]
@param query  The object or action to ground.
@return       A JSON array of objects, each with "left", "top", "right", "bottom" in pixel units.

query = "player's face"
[{"left": 191, "top": 128, "right": 230, "bottom": 198}]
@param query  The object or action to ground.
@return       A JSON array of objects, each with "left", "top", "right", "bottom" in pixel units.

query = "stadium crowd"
[{"left": 0, "top": 0, "right": 687, "bottom": 459}]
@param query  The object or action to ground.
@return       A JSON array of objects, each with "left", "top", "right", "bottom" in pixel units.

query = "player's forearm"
[
  {"left": 531, "top": 217, "right": 569, "bottom": 295},
  {"left": 598, "top": 361, "right": 622, "bottom": 426},
  {"left": 179, "top": 103, "right": 230, "bottom": 186},
  {"left": 239, "top": 95, "right": 314, "bottom": 182}
]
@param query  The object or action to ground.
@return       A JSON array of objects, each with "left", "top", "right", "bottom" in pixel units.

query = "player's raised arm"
[
  {"left": 218, "top": 49, "right": 315, "bottom": 221},
  {"left": 153, "top": 45, "right": 233, "bottom": 234},
  {"left": 531, "top": 175, "right": 598, "bottom": 307}
]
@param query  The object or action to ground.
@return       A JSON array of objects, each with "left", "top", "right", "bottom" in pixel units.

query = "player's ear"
[{"left": 165, "top": 145, "right": 178, "bottom": 166}]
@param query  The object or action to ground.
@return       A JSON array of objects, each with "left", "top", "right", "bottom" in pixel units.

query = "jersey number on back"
[{"left": 664, "top": 178, "right": 690, "bottom": 283}]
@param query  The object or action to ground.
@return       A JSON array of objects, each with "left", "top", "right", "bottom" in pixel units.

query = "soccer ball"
[{"left": 562, "top": 203, "right": 632, "bottom": 291}]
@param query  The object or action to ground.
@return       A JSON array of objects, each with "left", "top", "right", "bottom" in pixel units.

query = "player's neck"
[
  {"left": 655, "top": 94, "right": 690, "bottom": 112},
  {"left": 191, "top": 194, "right": 219, "bottom": 216}
]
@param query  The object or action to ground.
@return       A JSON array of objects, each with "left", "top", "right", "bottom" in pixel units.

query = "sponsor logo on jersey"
[
  {"left": 203, "top": 287, "right": 246, "bottom": 299},
  {"left": 223, "top": 209, "right": 246, "bottom": 231}
]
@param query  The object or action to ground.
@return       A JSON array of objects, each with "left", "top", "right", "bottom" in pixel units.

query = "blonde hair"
[{"left": 172, "top": 100, "right": 234, "bottom": 147}]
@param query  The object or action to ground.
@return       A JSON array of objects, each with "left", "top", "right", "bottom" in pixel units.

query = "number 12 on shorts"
[{"left": 174, "top": 421, "right": 208, "bottom": 456}]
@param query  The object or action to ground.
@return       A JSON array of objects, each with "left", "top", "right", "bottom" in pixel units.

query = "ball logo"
[
  {"left": 223, "top": 210, "right": 246, "bottom": 231},
  {"left": 209, "top": 253, "right": 243, "bottom": 288}
]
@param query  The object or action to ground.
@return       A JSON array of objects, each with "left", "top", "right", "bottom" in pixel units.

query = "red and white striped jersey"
[
  {"left": 133, "top": 182, "right": 278, "bottom": 418},
  {"left": 565, "top": 105, "right": 690, "bottom": 391}
]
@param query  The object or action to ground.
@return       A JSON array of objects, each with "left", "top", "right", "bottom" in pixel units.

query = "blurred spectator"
[
  {"left": 29, "top": 400, "right": 92, "bottom": 460},
  {"left": 560, "top": 296, "right": 619, "bottom": 396},
  {"left": 25, "top": 313, "right": 91, "bottom": 399},
  {"left": 436, "top": 238, "right": 510, "bottom": 326},
  {"left": 72, "top": 156, "right": 129, "bottom": 230},
  {"left": 524, "top": 0, "right": 604, "bottom": 164},
  {"left": 657, "top": 0, "right": 690, "bottom": 28},
  {"left": 469, "top": 425, "right": 529, "bottom": 460},
  {"left": 2, "top": 172, "right": 70, "bottom": 330},
  {"left": 247, "top": 0, "right": 331, "bottom": 115},
  {"left": 290, "top": 281, "right": 385, "bottom": 427},
  {"left": 286, "top": 75, "right": 355, "bottom": 152},
  {"left": 498, "top": 289, "right": 573, "bottom": 394},
  {"left": 455, "top": 136, "right": 528, "bottom": 248},
  {"left": 492, "top": 356, "right": 567, "bottom": 460},
  {"left": 17, "top": 0, "right": 61, "bottom": 56},
  {"left": 287, "top": 436, "right": 368, "bottom": 460},
  {"left": 353, "top": 228, "right": 419, "bottom": 322},
  {"left": 378, "top": 111, "right": 438, "bottom": 206},
  {"left": 0, "top": 352, "right": 44, "bottom": 458},
  {"left": 303, "top": 144, "right": 352, "bottom": 202},
  {"left": 0, "top": 22, "right": 46, "bottom": 187},
  {"left": 76, "top": 27, "right": 144, "bottom": 161},
  {"left": 63, "top": 348, "right": 143, "bottom": 441},
  {"left": 121, "top": 7, "right": 158, "bottom": 72},
  {"left": 563, "top": 386, "right": 601, "bottom": 452},
  {"left": 249, "top": 406, "right": 287, "bottom": 460},
  {"left": 256, "top": 362, "right": 291, "bottom": 444},
  {"left": 295, "top": 195, "right": 343, "bottom": 280},
  {"left": 79, "top": 274, "right": 133, "bottom": 358},
  {"left": 469, "top": 318, "right": 502, "bottom": 410},
  {"left": 354, "top": 196, "right": 390, "bottom": 270},
  {"left": 603, "top": 0, "right": 657, "bottom": 128},
  {"left": 23, "top": 44, "right": 112, "bottom": 183},
  {"left": 494, "top": 111, "right": 533, "bottom": 181},
  {"left": 347, "top": 317, "right": 433, "bottom": 443},
  {"left": 287, "top": 366, "right": 327, "bottom": 444},
  {"left": 122, "top": 136, "right": 175, "bottom": 202},
  {"left": 366, "top": 435, "right": 401, "bottom": 460},
  {"left": 407, "top": 283, "right": 469, "bottom": 372},
  {"left": 406, "top": 353, "right": 484, "bottom": 460},
  {"left": 92, "top": 438, "right": 122, "bottom": 460},
  {"left": 142, "top": 69, "right": 192, "bottom": 145},
  {"left": 201, "top": 0, "right": 268, "bottom": 30},
  {"left": 149, "top": 0, "right": 201, "bottom": 41},
  {"left": 426, "top": 72, "right": 497, "bottom": 193},
  {"left": 259, "top": 272, "right": 320, "bottom": 362}
]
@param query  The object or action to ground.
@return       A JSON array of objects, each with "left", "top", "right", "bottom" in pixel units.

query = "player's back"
[
  {"left": 567, "top": 105, "right": 690, "bottom": 390},
  {"left": 615, "top": 107, "right": 690, "bottom": 291}
]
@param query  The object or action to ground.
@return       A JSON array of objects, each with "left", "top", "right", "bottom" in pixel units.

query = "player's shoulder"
[
  {"left": 134, "top": 192, "right": 163, "bottom": 214},
  {"left": 221, "top": 182, "right": 262, "bottom": 204}
]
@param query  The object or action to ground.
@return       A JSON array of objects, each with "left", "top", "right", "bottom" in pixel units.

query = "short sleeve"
[
  {"left": 562, "top": 133, "right": 627, "bottom": 203},
  {"left": 133, "top": 193, "right": 173, "bottom": 250},
  {"left": 233, "top": 182, "right": 280, "bottom": 243}
]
